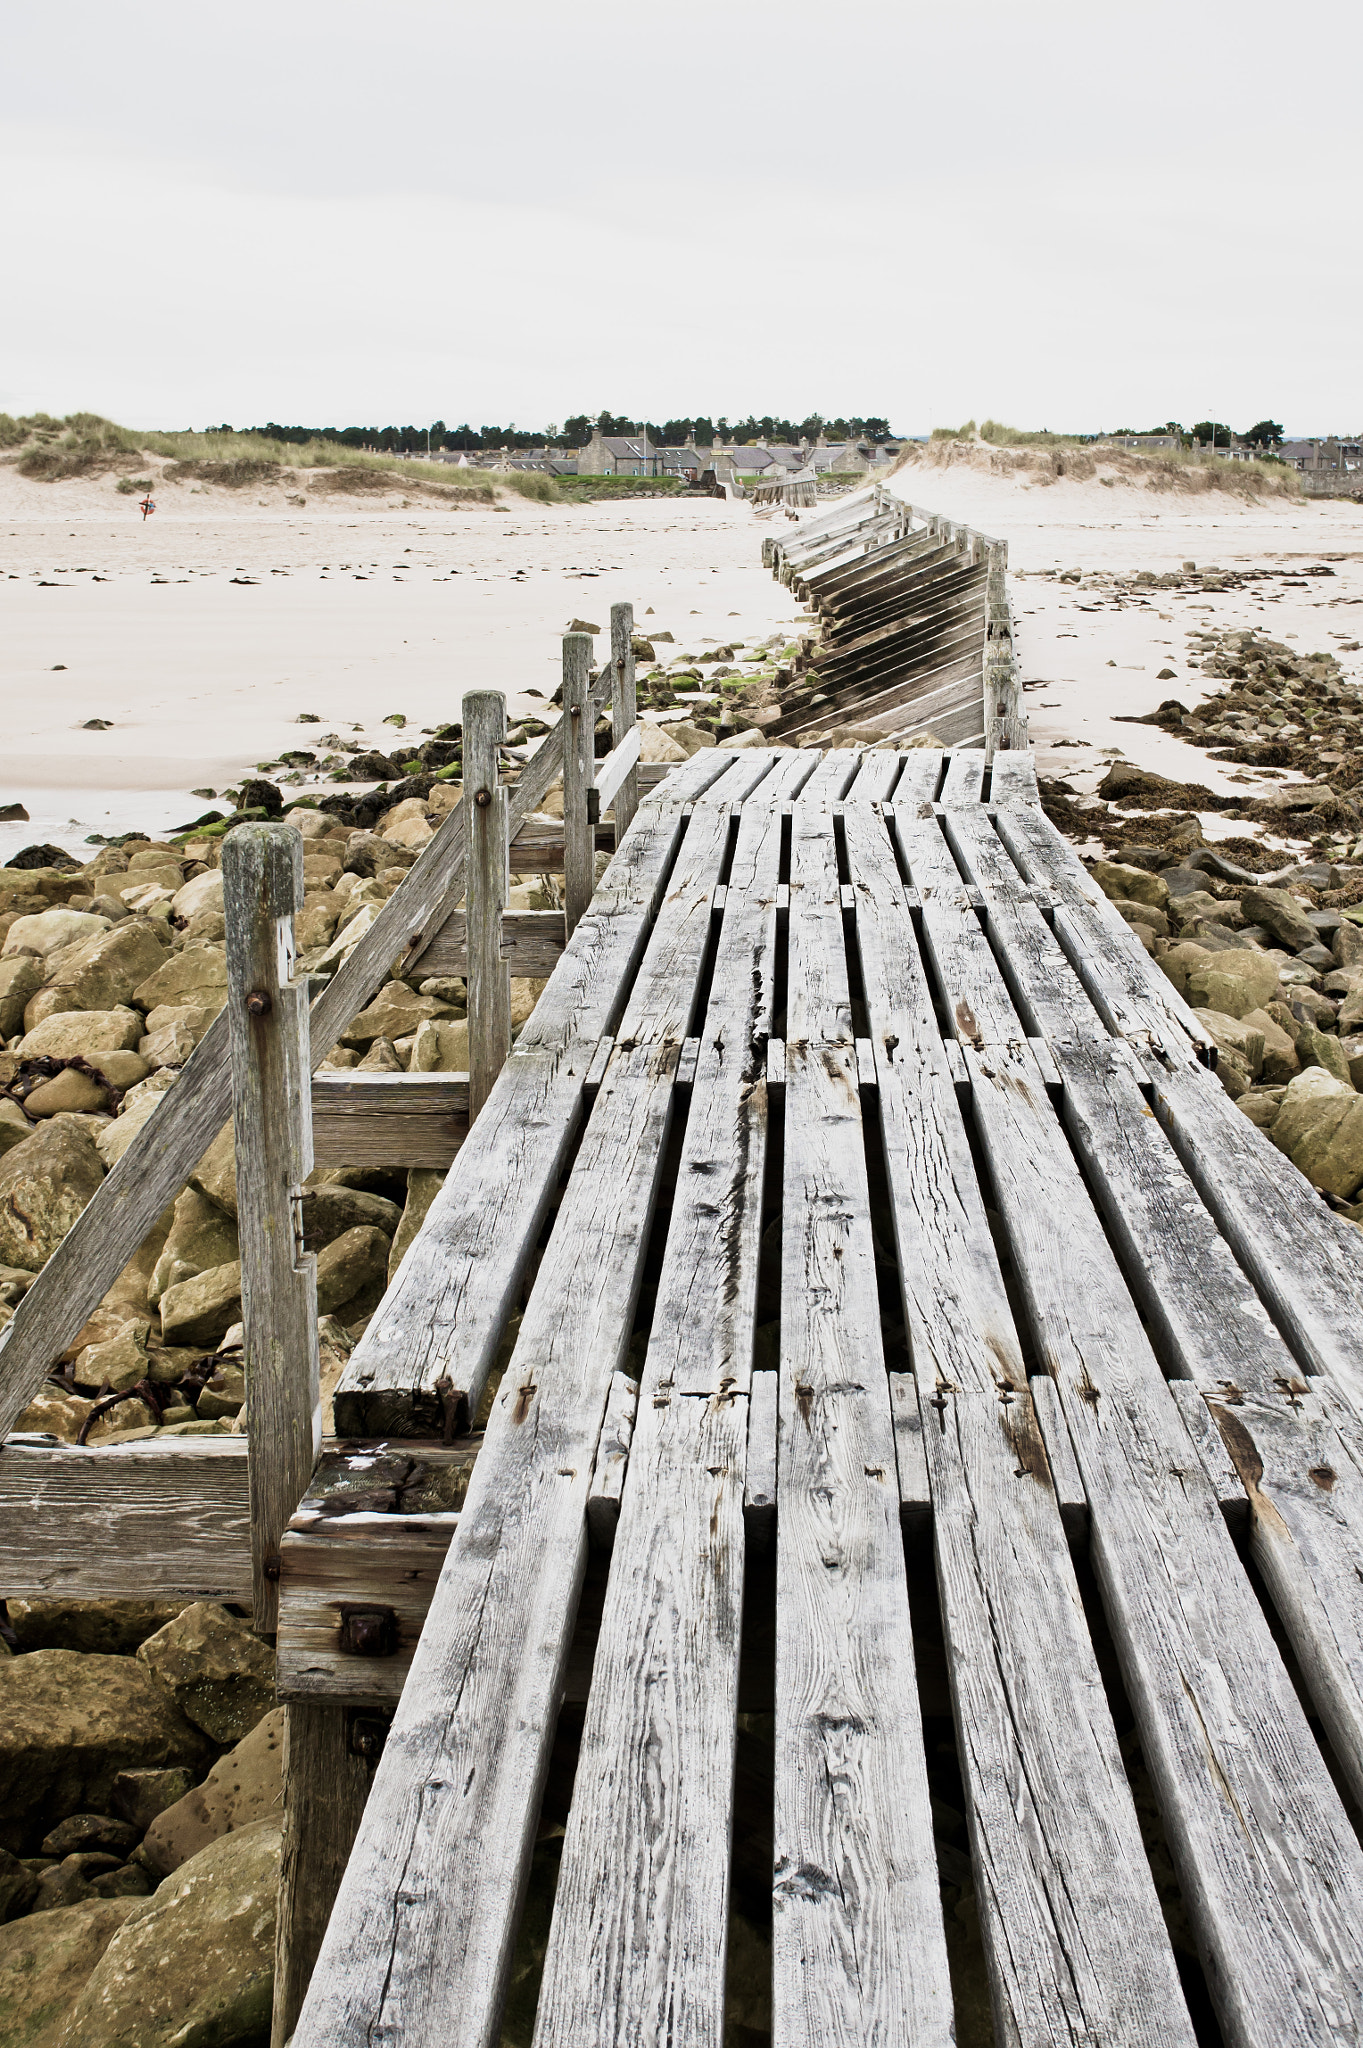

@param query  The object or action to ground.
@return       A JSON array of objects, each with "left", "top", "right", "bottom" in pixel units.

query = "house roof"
[{"left": 601, "top": 437, "right": 651, "bottom": 458}]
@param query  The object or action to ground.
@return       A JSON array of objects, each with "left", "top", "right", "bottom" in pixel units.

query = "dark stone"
[
  {"left": 41, "top": 1815, "right": 140, "bottom": 1860},
  {"left": 234, "top": 778, "right": 283, "bottom": 816},
  {"left": 416, "top": 740, "right": 461, "bottom": 771},
  {"left": 5, "top": 843, "right": 82, "bottom": 872},
  {"left": 345, "top": 752, "right": 402, "bottom": 783},
  {"left": 0, "top": 1844, "right": 38, "bottom": 1921},
  {"left": 1296, "top": 943, "right": 1338, "bottom": 972}
]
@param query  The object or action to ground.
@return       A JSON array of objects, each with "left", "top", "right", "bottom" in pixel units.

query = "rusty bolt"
[
  {"left": 474, "top": 787, "right": 492, "bottom": 808},
  {"left": 246, "top": 990, "right": 272, "bottom": 1017},
  {"left": 339, "top": 1604, "right": 398, "bottom": 1657},
  {"left": 569, "top": 704, "right": 582, "bottom": 719}
]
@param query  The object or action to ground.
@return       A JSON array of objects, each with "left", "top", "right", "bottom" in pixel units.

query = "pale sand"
[
  {"left": 889, "top": 450, "right": 1363, "bottom": 826},
  {"left": 0, "top": 465, "right": 805, "bottom": 854},
  {"left": 4, "top": 456, "right": 1361, "bottom": 859}
]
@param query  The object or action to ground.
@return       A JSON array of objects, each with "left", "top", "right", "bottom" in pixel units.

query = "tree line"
[
  {"left": 220, "top": 411, "right": 898, "bottom": 454},
  {"left": 1108, "top": 418, "right": 1285, "bottom": 448}
]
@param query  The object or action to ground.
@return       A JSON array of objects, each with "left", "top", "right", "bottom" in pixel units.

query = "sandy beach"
[{"left": 4, "top": 454, "right": 1362, "bottom": 859}]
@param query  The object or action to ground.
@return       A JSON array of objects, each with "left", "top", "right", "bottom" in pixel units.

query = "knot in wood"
[{"left": 246, "top": 990, "right": 272, "bottom": 1017}]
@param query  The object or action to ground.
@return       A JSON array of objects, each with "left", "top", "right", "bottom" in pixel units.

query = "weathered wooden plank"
[
  {"left": 1027, "top": 1375, "right": 1087, "bottom": 1537},
  {"left": 562, "top": 632, "right": 595, "bottom": 935},
  {"left": 1147, "top": 1056, "right": 1363, "bottom": 1419},
  {"left": 534, "top": 802, "right": 781, "bottom": 2047},
  {"left": 273, "top": 1703, "right": 377, "bottom": 2048},
  {"left": 888, "top": 751, "right": 943, "bottom": 806},
  {"left": 223, "top": 823, "right": 320, "bottom": 1632},
  {"left": 332, "top": 797, "right": 708, "bottom": 1436},
  {"left": 0, "top": 1439, "right": 252, "bottom": 1601},
  {"left": 311, "top": 1073, "right": 468, "bottom": 1168},
  {"left": 841, "top": 750, "right": 900, "bottom": 803},
  {"left": 593, "top": 722, "right": 642, "bottom": 823},
  {"left": 887, "top": 1372, "right": 930, "bottom": 1530},
  {"left": 464, "top": 691, "right": 513, "bottom": 1120},
  {"left": 987, "top": 751, "right": 1039, "bottom": 804},
  {"left": 991, "top": 802, "right": 1212, "bottom": 1060},
  {"left": 792, "top": 748, "right": 859, "bottom": 806},
  {"left": 772, "top": 807, "right": 952, "bottom": 2047},
  {"left": 938, "top": 748, "right": 985, "bottom": 804},
  {"left": 845, "top": 801, "right": 1194, "bottom": 2043},
  {"left": 585, "top": 1368, "right": 638, "bottom": 1549},
  {"left": 966, "top": 1035, "right": 1363, "bottom": 2046},
  {"left": 276, "top": 1515, "right": 462, "bottom": 1707},
  {"left": 403, "top": 908, "right": 565, "bottom": 980},
  {"left": 295, "top": 806, "right": 734, "bottom": 2046},
  {"left": 609, "top": 600, "right": 640, "bottom": 843}
]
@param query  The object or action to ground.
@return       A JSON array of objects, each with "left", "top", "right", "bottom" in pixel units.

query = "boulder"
[
  {"left": 159, "top": 1262, "right": 242, "bottom": 1349},
  {"left": 0, "top": 1652, "right": 211, "bottom": 1853},
  {"left": 136, "top": 1603, "right": 276, "bottom": 1747},
  {"left": 22, "top": 1067, "right": 112, "bottom": 1119},
  {"left": 0, "top": 1119, "right": 105, "bottom": 1272},
  {"left": 1237, "top": 1009, "right": 1299, "bottom": 1085},
  {"left": 41, "top": 1815, "right": 140, "bottom": 1860},
  {"left": 1295, "top": 1021, "right": 1354, "bottom": 1088},
  {"left": 132, "top": 945, "right": 228, "bottom": 1013},
  {"left": 317, "top": 1316, "right": 355, "bottom": 1434},
  {"left": 6, "top": 1601, "right": 185, "bottom": 1657},
  {"left": 2, "top": 909, "right": 109, "bottom": 960},
  {"left": 1339, "top": 981, "right": 1363, "bottom": 1036},
  {"left": 197, "top": 1363, "right": 245, "bottom": 1418},
  {"left": 298, "top": 1185, "right": 401, "bottom": 1253},
  {"left": 18, "top": 1008, "right": 143, "bottom": 1060},
  {"left": 189, "top": 1123, "right": 237, "bottom": 1217},
  {"left": 149, "top": 1188, "right": 240, "bottom": 1309},
  {"left": 95, "top": 1076, "right": 176, "bottom": 1169},
  {"left": 356, "top": 1034, "right": 404, "bottom": 1071},
  {"left": 639, "top": 724, "right": 688, "bottom": 764},
  {"left": 20, "top": 922, "right": 167, "bottom": 1031},
  {"left": 1238, "top": 1089, "right": 1285, "bottom": 1130},
  {"left": 0, "top": 1100, "right": 35, "bottom": 1160},
  {"left": 388, "top": 1167, "right": 447, "bottom": 1283},
  {"left": 0, "top": 1845, "right": 38, "bottom": 1923},
  {"left": 1240, "top": 886, "right": 1318, "bottom": 953},
  {"left": 0, "top": 956, "right": 43, "bottom": 1038},
  {"left": 340, "top": 979, "right": 455, "bottom": 1047},
  {"left": 111, "top": 1767, "right": 197, "bottom": 1833},
  {"left": 315, "top": 1225, "right": 392, "bottom": 1318},
  {"left": 137, "top": 1018, "right": 201, "bottom": 1069},
  {"left": 409, "top": 1015, "right": 470, "bottom": 1072},
  {"left": 73, "top": 1319, "right": 151, "bottom": 1394},
  {"left": 1334, "top": 920, "right": 1363, "bottom": 971},
  {"left": 1185, "top": 950, "right": 1279, "bottom": 1015},
  {"left": 170, "top": 870, "right": 224, "bottom": 922},
  {"left": 141, "top": 1708, "right": 284, "bottom": 1877},
  {"left": 384, "top": 813, "right": 435, "bottom": 851},
  {"left": 0, "top": 1895, "right": 146, "bottom": 2047},
  {"left": 1111, "top": 899, "right": 1169, "bottom": 939},
  {"left": 1270, "top": 1068, "right": 1363, "bottom": 1199},
  {"left": 667, "top": 721, "right": 717, "bottom": 756},
  {"left": 11, "top": 1385, "right": 95, "bottom": 1441},
  {"left": 1092, "top": 860, "right": 1169, "bottom": 910},
  {"left": 83, "top": 1050, "right": 150, "bottom": 1092},
  {"left": 295, "top": 896, "right": 339, "bottom": 950},
  {"left": 1341, "top": 1032, "right": 1363, "bottom": 1091},
  {"left": 60, "top": 1820, "right": 280, "bottom": 2048}
]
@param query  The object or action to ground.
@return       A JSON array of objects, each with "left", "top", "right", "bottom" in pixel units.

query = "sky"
[{"left": 3, "top": 0, "right": 1358, "bottom": 438}]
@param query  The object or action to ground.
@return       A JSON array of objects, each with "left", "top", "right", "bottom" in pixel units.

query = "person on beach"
[{"left": 139, "top": 492, "right": 155, "bottom": 520}]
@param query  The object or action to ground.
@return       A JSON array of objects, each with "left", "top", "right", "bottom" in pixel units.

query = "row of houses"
[
  {"left": 1098, "top": 432, "right": 1362, "bottom": 473},
  {"left": 428, "top": 427, "right": 906, "bottom": 481}
]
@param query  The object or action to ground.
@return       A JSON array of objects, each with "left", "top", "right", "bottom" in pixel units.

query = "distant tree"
[
  {"left": 1191, "top": 420, "right": 1234, "bottom": 447},
  {"left": 659, "top": 418, "right": 694, "bottom": 444},
  {"left": 559, "top": 415, "right": 593, "bottom": 447},
  {"left": 692, "top": 417, "right": 714, "bottom": 446},
  {"left": 799, "top": 414, "right": 824, "bottom": 440},
  {"left": 1242, "top": 419, "right": 1284, "bottom": 447}
]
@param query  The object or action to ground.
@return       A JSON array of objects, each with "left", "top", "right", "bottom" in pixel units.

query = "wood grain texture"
[
  {"left": 222, "top": 822, "right": 320, "bottom": 1632},
  {"left": 938, "top": 749, "right": 985, "bottom": 804},
  {"left": 294, "top": 806, "right": 733, "bottom": 2046},
  {"left": 584, "top": 1368, "right": 638, "bottom": 1548},
  {"left": 772, "top": 808, "right": 952, "bottom": 2047},
  {"left": 311, "top": 1073, "right": 468, "bottom": 1169},
  {"left": 966, "top": 1036, "right": 1363, "bottom": 2047},
  {"left": 0, "top": 1439, "right": 251, "bottom": 1600},
  {"left": 847, "top": 801, "right": 1193, "bottom": 2044},
  {"left": 276, "top": 1515, "right": 460, "bottom": 1706},
  {"left": 533, "top": 801, "right": 780, "bottom": 2048},
  {"left": 745, "top": 1369, "right": 778, "bottom": 1538},
  {"left": 464, "top": 691, "right": 513, "bottom": 1121},
  {"left": 332, "top": 797, "right": 696, "bottom": 1435},
  {"left": 562, "top": 633, "right": 595, "bottom": 935},
  {"left": 609, "top": 600, "right": 640, "bottom": 844},
  {"left": 413, "top": 908, "right": 565, "bottom": 980},
  {"left": 273, "top": 1703, "right": 376, "bottom": 2047}
]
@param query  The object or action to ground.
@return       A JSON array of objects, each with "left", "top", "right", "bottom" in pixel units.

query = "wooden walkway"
[{"left": 293, "top": 743, "right": 1363, "bottom": 2048}]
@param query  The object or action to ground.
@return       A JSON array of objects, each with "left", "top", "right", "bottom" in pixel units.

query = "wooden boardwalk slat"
[
  {"left": 293, "top": 803, "right": 734, "bottom": 2048},
  {"left": 895, "top": 808, "right": 1363, "bottom": 2042},
  {"left": 845, "top": 803, "right": 1195, "bottom": 2044},
  {"left": 534, "top": 802, "right": 781, "bottom": 2047},
  {"left": 772, "top": 806, "right": 952, "bottom": 2047},
  {"left": 938, "top": 749, "right": 985, "bottom": 805}
]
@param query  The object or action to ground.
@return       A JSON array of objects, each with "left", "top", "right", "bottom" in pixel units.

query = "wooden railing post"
[
  {"left": 561, "top": 632, "right": 594, "bottom": 936},
  {"left": 464, "top": 690, "right": 512, "bottom": 1121},
  {"left": 609, "top": 601, "right": 639, "bottom": 845},
  {"left": 222, "top": 822, "right": 319, "bottom": 1635}
]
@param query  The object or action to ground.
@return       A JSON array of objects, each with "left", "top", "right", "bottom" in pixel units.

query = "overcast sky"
[{"left": 4, "top": 0, "right": 1357, "bottom": 437}]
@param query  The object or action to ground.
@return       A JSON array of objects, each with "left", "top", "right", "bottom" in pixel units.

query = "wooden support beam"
[
  {"left": 310, "top": 1073, "right": 469, "bottom": 1169},
  {"left": 272, "top": 1703, "right": 378, "bottom": 2048},
  {"left": 584, "top": 1368, "right": 638, "bottom": 1549},
  {"left": 223, "top": 822, "right": 320, "bottom": 1634},
  {"left": 609, "top": 599, "right": 639, "bottom": 844},
  {"left": 407, "top": 907, "right": 565, "bottom": 981},
  {"left": 562, "top": 632, "right": 594, "bottom": 935},
  {"left": 464, "top": 690, "right": 512, "bottom": 1122}
]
